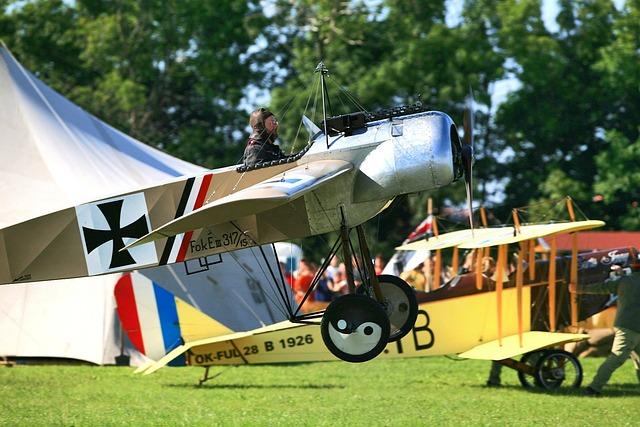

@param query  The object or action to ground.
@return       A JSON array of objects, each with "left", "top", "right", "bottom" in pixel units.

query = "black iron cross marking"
[{"left": 82, "top": 199, "right": 149, "bottom": 269}]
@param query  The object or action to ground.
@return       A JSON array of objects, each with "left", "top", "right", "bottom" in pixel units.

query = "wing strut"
[
  {"left": 548, "top": 236, "right": 557, "bottom": 332},
  {"left": 516, "top": 241, "right": 525, "bottom": 347},
  {"left": 528, "top": 238, "right": 536, "bottom": 281},
  {"left": 356, "top": 226, "right": 384, "bottom": 302},
  {"left": 495, "top": 244, "right": 508, "bottom": 346},
  {"left": 566, "top": 197, "right": 579, "bottom": 329},
  {"left": 432, "top": 214, "right": 442, "bottom": 290},
  {"left": 339, "top": 208, "right": 357, "bottom": 296},
  {"left": 475, "top": 249, "right": 483, "bottom": 290},
  {"left": 512, "top": 209, "right": 523, "bottom": 347}
]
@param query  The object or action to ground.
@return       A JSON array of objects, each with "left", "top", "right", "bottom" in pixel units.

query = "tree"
[
  {"left": 593, "top": 1, "right": 639, "bottom": 144},
  {"left": 493, "top": 0, "right": 620, "bottom": 220},
  {"left": 587, "top": 2, "right": 640, "bottom": 229},
  {"left": 525, "top": 169, "right": 589, "bottom": 222},
  {"left": 593, "top": 131, "right": 640, "bottom": 229},
  {"left": 264, "top": 0, "right": 506, "bottom": 260},
  {"left": 0, "top": 0, "right": 270, "bottom": 168}
]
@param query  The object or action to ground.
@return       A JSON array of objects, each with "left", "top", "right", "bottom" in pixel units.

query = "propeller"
[{"left": 461, "top": 91, "right": 475, "bottom": 231}]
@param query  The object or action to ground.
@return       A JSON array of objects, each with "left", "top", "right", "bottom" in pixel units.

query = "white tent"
[{"left": 0, "top": 46, "right": 286, "bottom": 364}]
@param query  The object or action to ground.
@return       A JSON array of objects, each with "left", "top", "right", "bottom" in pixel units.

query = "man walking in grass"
[{"left": 573, "top": 264, "right": 640, "bottom": 396}]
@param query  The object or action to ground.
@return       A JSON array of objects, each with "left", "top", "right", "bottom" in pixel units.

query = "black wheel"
[
  {"left": 534, "top": 349, "right": 583, "bottom": 390},
  {"left": 517, "top": 351, "right": 544, "bottom": 388},
  {"left": 376, "top": 275, "right": 418, "bottom": 342},
  {"left": 321, "top": 294, "right": 390, "bottom": 363}
]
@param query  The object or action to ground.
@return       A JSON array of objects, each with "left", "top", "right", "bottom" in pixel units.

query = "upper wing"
[
  {"left": 126, "top": 160, "right": 352, "bottom": 249},
  {"left": 395, "top": 227, "right": 501, "bottom": 251},
  {"left": 396, "top": 220, "right": 605, "bottom": 252},
  {"left": 459, "top": 220, "right": 605, "bottom": 249}
]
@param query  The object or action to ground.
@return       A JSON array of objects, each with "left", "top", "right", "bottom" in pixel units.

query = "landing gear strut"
[{"left": 317, "top": 224, "right": 418, "bottom": 362}]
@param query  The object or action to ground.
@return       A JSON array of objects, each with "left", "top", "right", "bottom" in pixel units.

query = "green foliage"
[
  {"left": 0, "top": 358, "right": 638, "bottom": 426},
  {"left": 593, "top": 130, "right": 640, "bottom": 229},
  {"left": 524, "top": 170, "right": 589, "bottom": 223},
  {"left": 0, "top": 0, "right": 269, "bottom": 168},
  {"left": 592, "top": 1, "right": 640, "bottom": 144},
  {"left": 493, "top": 0, "right": 636, "bottom": 224},
  {"left": 497, "top": 1, "right": 592, "bottom": 191}
]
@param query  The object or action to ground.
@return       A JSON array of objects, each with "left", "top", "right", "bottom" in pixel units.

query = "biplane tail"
[{"left": 115, "top": 272, "right": 234, "bottom": 365}]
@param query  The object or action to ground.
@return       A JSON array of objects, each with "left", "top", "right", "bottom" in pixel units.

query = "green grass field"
[{"left": 0, "top": 357, "right": 638, "bottom": 426}]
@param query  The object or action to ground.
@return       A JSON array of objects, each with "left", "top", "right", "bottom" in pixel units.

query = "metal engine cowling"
[{"left": 353, "top": 112, "right": 459, "bottom": 203}]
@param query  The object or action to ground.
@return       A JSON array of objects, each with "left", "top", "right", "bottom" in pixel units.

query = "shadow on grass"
[
  {"left": 470, "top": 384, "right": 584, "bottom": 396},
  {"left": 597, "top": 384, "right": 640, "bottom": 397},
  {"left": 165, "top": 383, "right": 346, "bottom": 390},
  {"left": 468, "top": 383, "right": 640, "bottom": 397}
]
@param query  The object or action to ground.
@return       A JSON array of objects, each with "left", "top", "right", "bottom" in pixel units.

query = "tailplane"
[{"left": 115, "top": 272, "right": 233, "bottom": 364}]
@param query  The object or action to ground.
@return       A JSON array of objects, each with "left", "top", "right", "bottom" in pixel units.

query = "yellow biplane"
[{"left": 118, "top": 202, "right": 633, "bottom": 391}]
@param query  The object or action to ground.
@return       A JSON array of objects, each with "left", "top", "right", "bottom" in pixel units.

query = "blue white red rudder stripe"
[
  {"left": 115, "top": 271, "right": 234, "bottom": 365},
  {"left": 115, "top": 272, "right": 185, "bottom": 365}
]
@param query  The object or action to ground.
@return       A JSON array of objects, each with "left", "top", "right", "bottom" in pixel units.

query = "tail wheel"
[
  {"left": 376, "top": 275, "right": 418, "bottom": 342},
  {"left": 517, "top": 351, "right": 544, "bottom": 388},
  {"left": 534, "top": 349, "right": 583, "bottom": 390},
  {"left": 321, "top": 294, "right": 390, "bottom": 363}
]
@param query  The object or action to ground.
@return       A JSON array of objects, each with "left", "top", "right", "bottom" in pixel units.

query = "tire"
[
  {"left": 517, "top": 351, "right": 544, "bottom": 388},
  {"left": 534, "top": 349, "right": 583, "bottom": 390},
  {"left": 320, "top": 294, "right": 390, "bottom": 363},
  {"left": 376, "top": 275, "right": 418, "bottom": 342}
]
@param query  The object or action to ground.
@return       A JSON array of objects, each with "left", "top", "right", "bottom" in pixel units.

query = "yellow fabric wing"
[{"left": 458, "top": 331, "right": 588, "bottom": 360}]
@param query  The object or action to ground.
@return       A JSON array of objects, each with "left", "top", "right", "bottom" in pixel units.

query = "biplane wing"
[
  {"left": 127, "top": 159, "right": 352, "bottom": 248},
  {"left": 140, "top": 320, "right": 328, "bottom": 375},
  {"left": 395, "top": 227, "right": 496, "bottom": 251},
  {"left": 394, "top": 217, "right": 605, "bottom": 363},
  {"left": 396, "top": 220, "right": 605, "bottom": 252},
  {"left": 458, "top": 331, "right": 588, "bottom": 361},
  {"left": 0, "top": 159, "right": 352, "bottom": 285},
  {"left": 459, "top": 220, "right": 605, "bottom": 249}
]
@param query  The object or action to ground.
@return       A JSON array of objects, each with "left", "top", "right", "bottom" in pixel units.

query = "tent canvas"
[{"left": 0, "top": 46, "right": 286, "bottom": 364}]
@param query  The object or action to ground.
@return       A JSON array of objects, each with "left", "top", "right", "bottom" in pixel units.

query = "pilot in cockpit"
[{"left": 243, "top": 108, "right": 287, "bottom": 167}]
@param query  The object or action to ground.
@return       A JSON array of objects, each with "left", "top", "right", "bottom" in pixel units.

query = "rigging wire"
[
  {"left": 349, "top": 237, "right": 367, "bottom": 285},
  {"left": 327, "top": 75, "right": 368, "bottom": 113},
  {"left": 572, "top": 201, "right": 590, "bottom": 221},
  {"left": 228, "top": 248, "right": 290, "bottom": 319},
  {"left": 509, "top": 196, "right": 587, "bottom": 225},
  {"left": 204, "top": 274, "right": 268, "bottom": 327},
  {"left": 289, "top": 76, "right": 320, "bottom": 154},
  {"left": 402, "top": 194, "right": 591, "bottom": 243},
  {"left": 225, "top": 222, "right": 294, "bottom": 318},
  {"left": 257, "top": 243, "right": 296, "bottom": 317},
  {"left": 270, "top": 242, "right": 295, "bottom": 313},
  {"left": 292, "top": 238, "right": 341, "bottom": 318}
]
